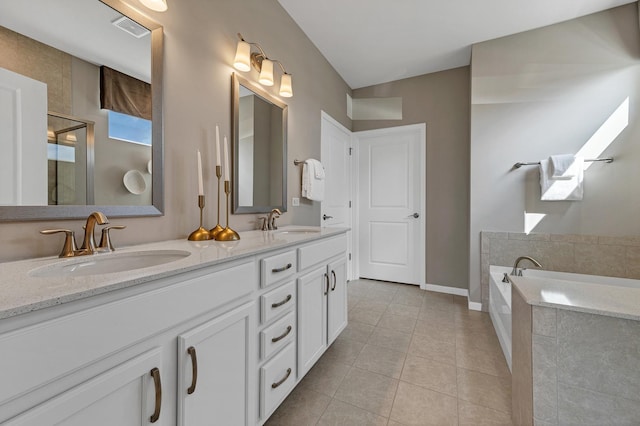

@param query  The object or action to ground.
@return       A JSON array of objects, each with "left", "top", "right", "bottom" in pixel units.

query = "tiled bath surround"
[
  {"left": 480, "top": 231, "right": 640, "bottom": 310},
  {"left": 512, "top": 294, "right": 640, "bottom": 425}
]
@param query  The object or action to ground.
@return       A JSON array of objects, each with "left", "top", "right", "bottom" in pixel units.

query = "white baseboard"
[
  {"left": 467, "top": 301, "right": 482, "bottom": 311},
  {"left": 422, "top": 283, "right": 467, "bottom": 296},
  {"left": 421, "top": 283, "right": 482, "bottom": 311}
]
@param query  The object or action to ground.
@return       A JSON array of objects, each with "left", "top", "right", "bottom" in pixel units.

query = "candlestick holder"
[
  {"left": 215, "top": 180, "right": 240, "bottom": 241},
  {"left": 209, "top": 165, "right": 224, "bottom": 238},
  {"left": 188, "top": 195, "right": 213, "bottom": 241}
]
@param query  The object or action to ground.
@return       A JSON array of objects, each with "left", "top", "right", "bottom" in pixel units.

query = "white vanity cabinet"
[
  {"left": 0, "top": 259, "right": 256, "bottom": 426},
  {"left": 256, "top": 250, "right": 298, "bottom": 423},
  {"left": 296, "top": 234, "right": 348, "bottom": 377},
  {"left": 177, "top": 302, "right": 255, "bottom": 426},
  {"left": 5, "top": 348, "right": 164, "bottom": 426},
  {"left": 0, "top": 227, "right": 349, "bottom": 426}
]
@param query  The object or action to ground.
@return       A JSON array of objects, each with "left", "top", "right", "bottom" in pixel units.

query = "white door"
[
  {"left": 0, "top": 67, "right": 48, "bottom": 205},
  {"left": 356, "top": 124, "right": 426, "bottom": 286},
  {"left": 320, "top": 111, "right": 353, "bottom": 278},
  {"left": 177, "top": 302, "right": 255, "bottom": 426}
]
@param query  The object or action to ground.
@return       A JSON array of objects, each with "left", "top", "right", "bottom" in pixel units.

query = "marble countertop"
[
  {"left": 0, "top": 226, "right": 348, "bottom": 320},
  {"left": 509, "top": 275, "right": 640, "bottom": 321}
]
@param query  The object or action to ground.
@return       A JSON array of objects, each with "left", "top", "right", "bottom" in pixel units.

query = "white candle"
[
  {"left": 215, "top": 125, "right": 221, "bottom": 167},
  {"left": 197, "top": 150, "right": 204, "bottom": 195},
  {"left": 223, "top": 136, "right": 230, "bottom": 181}
]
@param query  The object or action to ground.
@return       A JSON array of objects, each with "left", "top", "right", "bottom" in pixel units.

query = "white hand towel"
[
  {"left": 302, "top": 159, "right": 325, "bottom": 201},
  {"left": 312, "top": 160, "right": 325, "bottom": 180},
  {"left": 301, "top": 162, "right": 309, "bottom": 198},
  {"left": 539, "top": 157, "right": 584, "bottom": 201},
  {"left": 550, "top": 154, "right": 576, "bottom": 179}
]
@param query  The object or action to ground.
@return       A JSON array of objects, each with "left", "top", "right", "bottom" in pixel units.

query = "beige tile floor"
[{"left": 266, "top": 279, "right": 513, "bottom": 426}]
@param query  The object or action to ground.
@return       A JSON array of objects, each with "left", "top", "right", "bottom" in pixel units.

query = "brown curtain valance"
[{"left": 100, "top": 66, "right": 151, "bottom": 120}]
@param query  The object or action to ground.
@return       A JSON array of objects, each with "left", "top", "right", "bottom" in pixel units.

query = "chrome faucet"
[
  {"left": 267, "top": 208, "right": 282, "bottom": 231},
  {"left": 511, "top": 256, "right": 543, "bottom": 276},
  {"left": 79, "top": 211, "right": 109, "bottom": 254}
]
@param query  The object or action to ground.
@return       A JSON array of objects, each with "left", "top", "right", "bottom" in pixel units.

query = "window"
[{"left": 108, "top": 110, "right": 152, "bottom": 146}]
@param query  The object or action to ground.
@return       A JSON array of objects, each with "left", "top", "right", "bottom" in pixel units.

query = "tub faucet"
[{"left": 511, "top": 256, "right": 542, "bottom": 276}]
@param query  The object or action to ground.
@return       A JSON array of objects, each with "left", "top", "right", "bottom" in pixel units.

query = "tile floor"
[{"left": 266, "top": 279, "right": 513, "bottom": 426}]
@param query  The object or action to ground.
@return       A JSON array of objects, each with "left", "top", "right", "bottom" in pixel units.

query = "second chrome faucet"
[
  {"left": 259, "top": 208, "right": 282, "bottom": 231},
  {"left": 41, "top": 211, "right": 126, "bottom": 258}
]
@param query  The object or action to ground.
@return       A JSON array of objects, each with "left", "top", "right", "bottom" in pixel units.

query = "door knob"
[
  {"left": 323, "top": 214, "right": 333, "bottom": 220},
  {"left": 409, "top": 213, "right": 420, "bottom": 218}
]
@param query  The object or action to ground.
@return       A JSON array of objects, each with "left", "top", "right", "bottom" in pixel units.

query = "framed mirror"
[
  {"left": 0, "top": 0, "right": 164, "bottom": 221},
  {"left": 232, "top": 73, "right": 287, "bottom": 214}
]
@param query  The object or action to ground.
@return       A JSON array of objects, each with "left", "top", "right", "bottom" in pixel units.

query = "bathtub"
[{"left": 488, "top": 265, "right": 640, "bottom": 372}]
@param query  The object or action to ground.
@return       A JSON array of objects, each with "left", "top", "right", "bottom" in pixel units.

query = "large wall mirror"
[
  {"left": 232, "top": 73, "right": 287, "bottom": 214},
  {"left": 0, "top": 0, "right": 164, "bottom": 221}
]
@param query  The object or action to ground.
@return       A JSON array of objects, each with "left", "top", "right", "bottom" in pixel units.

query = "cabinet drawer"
[
  {"left": 297, "top": 234, "right": 347, "bottom": 271},
  {"left": 260, "top": 250, "right": 297, "bottom": 288},
  {"left": 260, "top": 281, "right": 296, "bottom": 324},
  {"left": 260, "top": 311, "right": 295, "bottom": 360},
  {"left": 260, "top": 343, "right": 296, "bottom": 420}
]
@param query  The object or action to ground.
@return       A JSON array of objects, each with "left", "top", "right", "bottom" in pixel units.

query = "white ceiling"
[{"left": 277, "top": 0, "right": 636, "bottom": 89}]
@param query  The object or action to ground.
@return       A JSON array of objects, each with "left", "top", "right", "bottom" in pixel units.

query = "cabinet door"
[
  {"left": 327, "top": 257, "right": 348, "bottom": 345},
  {"left": 177, "top": 302, "right": 255, "bottom": 426},
  {"left": 297, "top": 266, "right": 328, "bottom": 377},
  {"left": 7, "top": 349, "right": 164, "bottom": 426}
]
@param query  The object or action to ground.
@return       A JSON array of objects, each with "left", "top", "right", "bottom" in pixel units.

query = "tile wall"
[
  {"left": 480, "top": 231, "right": 640, "bottom": 310},
  {"left": 530, "top": 306, "right": 640, "bottom": 425}
]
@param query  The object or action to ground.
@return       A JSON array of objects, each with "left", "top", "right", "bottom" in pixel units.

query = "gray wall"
[
  {"left": 0, "top": 0, "right": 351, "bottom": 262},
  {"left": 469, "top": 4, "right": 640, "bottom": 302},
  {"left": 353, "top": 67, "right": 471, "bottom": 289}
]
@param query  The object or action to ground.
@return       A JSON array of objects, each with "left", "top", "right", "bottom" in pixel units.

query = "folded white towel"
[
  {"left": 539, "top": 158, "right": 584, "bottom": 201},
  {"left": 302, "top": 159, "right": 325, "bottom": 201},
  {"left": 550, "top": 154, "right": 577, "bottom": 179},
  {"left": 313, "top": 160, "right": 325, "bottom": 180}
]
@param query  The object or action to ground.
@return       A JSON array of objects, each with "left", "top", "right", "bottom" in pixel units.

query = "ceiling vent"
[{"left": 111, "top": 16, "right": 150, "bottom": 39}]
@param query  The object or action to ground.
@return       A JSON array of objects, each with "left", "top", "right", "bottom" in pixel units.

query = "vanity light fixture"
[
  {"left": 139, "top": 0, "right": 168, "bottom": 12},
  {"left": 233, "top": 33, "right": 293, "bottom": 97}
]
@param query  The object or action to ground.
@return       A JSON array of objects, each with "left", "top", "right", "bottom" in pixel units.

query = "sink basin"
[
  {"left": 29, "top": 250, "right": 191, "bottom": 278},
  {"left": 274, "top": 228, "right": 321, "bottom": 235}
]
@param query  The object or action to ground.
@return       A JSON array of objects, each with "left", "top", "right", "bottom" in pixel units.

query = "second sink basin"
[{"left": 29, "top": 250, "right": 191, "bottom": 278}]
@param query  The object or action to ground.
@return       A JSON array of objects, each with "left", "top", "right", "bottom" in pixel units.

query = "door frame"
[
  {"left": 320, "top": 111, "right": 356, "bottom": 280},
  {"left": 352, "top": 123, "right": 426, "bottom": 288}
]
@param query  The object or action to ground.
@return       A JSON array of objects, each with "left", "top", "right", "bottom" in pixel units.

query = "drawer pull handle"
[
  {"left": 271, "top": 368, "right": 292, "bottom": 389},
  {"left": 272, "top": 263, "right": 293, "bottom": 273},
  {"left": 331, "top": 270, "right": 337, "bottom": 291},
  {"left": 271, "top": 325, "right": 292, "bottom": 343},
  {"left": 324, "top": 273, "right": 330, "bottom": 295},
  {"left": 150, "top": 367, "right": 162, "bottom": 423},
  {"left": 187, "top": 346, "right": 198, "bottom": 395},
  {"left": 271, "top": 294, "right": 292, "bottom": 308}
]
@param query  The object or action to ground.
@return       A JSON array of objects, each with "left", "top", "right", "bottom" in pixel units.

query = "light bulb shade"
[
  {"left": 139, "top": 0, "right": 167, "bottom": 12},
  {"left": 279, "top": 73, "right": 293, "bottom": 97},
  {"left": 258, "top": 59, "right": 274, "bottom": 86},
  {"left": 233, "top": 40, "right": 251, "bottom": 72}
]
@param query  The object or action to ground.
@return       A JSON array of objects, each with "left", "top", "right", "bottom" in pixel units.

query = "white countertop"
[
  {"left": 0, "top": 226, "right": 348, "bottom": 320},
  {"left": 510, "top": 275, "right": 640, "bottom": 321}
]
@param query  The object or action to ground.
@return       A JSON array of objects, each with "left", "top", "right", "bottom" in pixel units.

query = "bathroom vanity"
[{"left": 0, "top": 226, "right": 348, "bottom": 425}]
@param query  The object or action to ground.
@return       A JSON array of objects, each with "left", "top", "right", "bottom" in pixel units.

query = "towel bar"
[
  {"left": 512, "top": 157, "right": 613, "bottom": 169},
  {"left": 293, "top": 159, "right": 304, "bottom": 166}
]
